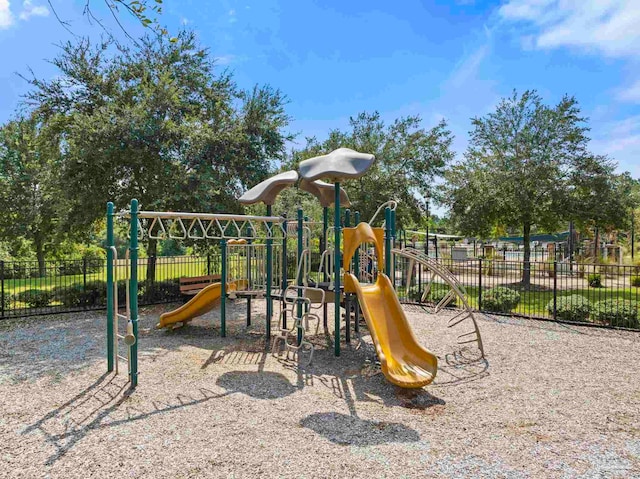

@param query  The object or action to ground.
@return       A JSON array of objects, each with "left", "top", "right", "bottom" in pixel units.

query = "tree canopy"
[
  {"left": 443, "top": 90, "right": 633, "bottom": 283},
  {"left": 286, "top": 112, "right": 454, "bottom": 228},
  {"left": 3, "top": 30, "right": 292, "bottom": 275}
]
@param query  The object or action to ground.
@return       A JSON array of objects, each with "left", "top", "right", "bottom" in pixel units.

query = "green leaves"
[
  {"left": 287, "top": 112, "right": 454, "bottom": 228},
  {"left": 17, "top": 31, "right": 291, "bottom": 264},
  {"left": 445, "top": 89, "right": 626, "bottom": 237}
]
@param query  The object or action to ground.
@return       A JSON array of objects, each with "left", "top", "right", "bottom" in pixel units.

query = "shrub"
[
  {"left": 1, "top": 293, "right": 11, "bottom": 311},
  {"left": 83, "top": 280, "right": 108, "bottom": 307},
  {"left": 55, "top": 284, "right": 85, "bottom": 308},
  {"left": 139, "top": 279, "right": 181, "bottom": 303},
  {"left": 631, "top": 275, "right": 640, "bottom": 288},
  {"left": 15, "top": 289, "right": 53, "bottom": 308},
  {"left": 592, "top": 299, "right": 639, "bottom": 328},
  {"left": 547, "top": 295, "right": 591, "bottom": 322},
  {"left": 54, "top": 280, "right": 116, "bottom": 308},
  {"left": 588, "top": 273, "right": 602, "bottom": 288},
  {"left": 482, "top": 287, "right": 520, "bottom": 313}
]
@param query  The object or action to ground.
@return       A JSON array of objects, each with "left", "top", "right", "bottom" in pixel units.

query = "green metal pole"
[
  {"left": 344, "top": 209, "right": 351, "bottom": 344},
  {"left": 220, "top": 239, "right": 227, "bottom": 337},
  {"left": 354, "top": 211, "right": 360, "bottom": 280},
  {"left": 297, "top": 208, "right": 303, "bottom": 346},
  {"left": 391, "top": 208, "right": 396, "bottom": 288},
  {"left": 322, "top": 207, "right": 329, "bottom": 280},
  {"left": 334, "top": 183, "right": 341, "bottom": 356},
  {"left": 246, "top": 233, "right": 252, "bottom": 327},
  {"left": 385, "top": 207, "right": 392, "bottom": 276},
  {"left": 281, "top": 219, "right": 288, "bottom": 330},
  {"left": 106, "top": 202, "right": 114, "bottom": 373},
  {"left": 266, "top": 204, "right": 273, "bottom": 341},
  {"left": 353, "top": 210, "right": 360, "bottom": 334},
  {"left": 129, "top": 199, "right": 139, "bottom": 388},
  {"left": 322, "top": 206, "right": 329, "bottom": 330}
]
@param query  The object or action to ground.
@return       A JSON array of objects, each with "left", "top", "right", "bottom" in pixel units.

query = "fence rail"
[{"left": 2, "top": 255, "right": 640, "bottom": 330}]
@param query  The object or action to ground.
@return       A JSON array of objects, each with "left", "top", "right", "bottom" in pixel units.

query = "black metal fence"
[
  {"left": 0, "top": 255, "right": 218, "bottom": 318},
  {"left": 393, "top": 256, "right": 640, "bottom": 330},
  {"left": 2, "top": 254, "right": 640, "bottom": 330}
]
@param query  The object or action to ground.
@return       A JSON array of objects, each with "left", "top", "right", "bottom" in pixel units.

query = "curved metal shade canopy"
[
  {"left": 238, "top": 170, "right": 298, "bottom": 206},
  {"left": 299, "top": 179, "right": 351, "bottom": 208},
  {"left": 298, "top": 147, "right": 375, "bottom": 181}
]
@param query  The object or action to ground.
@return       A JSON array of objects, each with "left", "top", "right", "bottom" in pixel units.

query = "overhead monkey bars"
[{"left": 107, "top": 201, "right": 288, "bottom": 388}]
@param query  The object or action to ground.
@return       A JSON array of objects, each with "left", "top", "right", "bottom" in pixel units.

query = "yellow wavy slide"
[
  {"left": 343, "top": 223, "right": 437, "bottom": 388},
  {"left": 156, "top": 280, "right": 247, "bottom": 329}
]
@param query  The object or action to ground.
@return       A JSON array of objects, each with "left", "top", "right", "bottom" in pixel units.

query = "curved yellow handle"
[{"left": 342, "top": 222, "right": 384, "bottom": 271}]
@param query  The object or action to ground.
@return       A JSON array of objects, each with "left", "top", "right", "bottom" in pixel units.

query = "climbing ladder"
[{"left": 393, "top": 247, "right": 484, "bottom": 357}]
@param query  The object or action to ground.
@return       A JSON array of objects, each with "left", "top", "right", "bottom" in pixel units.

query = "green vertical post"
[
  {"left": 390, "top": 209, "right": 396, "bottom": 288},
  {"left": 106, "top": 202, "right": 115, "bottom": 372},
  {"left": 220, "top": 239, "right": 229, "bottom": 338},
  {"left": 384, "top": 207, "right": 392, "bottom": 276},
  {"left": 281, "top": 219, "right": 288, "bottom": 330},
  {"left": 353, "top": 211, "right": 360, "bottom": 334},
  {"left": 354, "top": 211, "right": 360, "bottom": 280},
  {"left": 322, "top": 207, "right": 329, "bottom": 278},
  {"left": 129, "top": 199, "right": 139, "bottom": 388},
  {"left": 334, "top": 183, "right": 341, "bottom": 356},
  {"left": 220, "top": 239, "right": 227, "bottom": 337},
  {"left": 344, "top": 209, "right": 351, "bottom": 344},
  {"left": 322, "top": 206, "right": 329, "bottom": 330},
  {"left": 246, "top": 234, "right": 252, "bottom": 327},
  {"left": 266, "top": 204, "right": 273, "bottom": 340},
  {"left": 296, "top": 208, "right": 303, "bottom": 346}
]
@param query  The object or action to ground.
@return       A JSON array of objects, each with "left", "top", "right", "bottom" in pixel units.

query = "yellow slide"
[
  {"left": 156, "top": 280, "right": 247, "bottom": 329},
  {"left": 343, "top": 223, "right": 437, "bottom": 388}
]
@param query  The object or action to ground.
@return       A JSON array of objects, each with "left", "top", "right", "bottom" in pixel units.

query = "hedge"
[
  {"left": 547, "top": 295, "right": 591, "bottom": 322},
  {"left": 592, "top": 300, "right": 639, "bottom": 328},
  {"left": 482, "top": 287, "right": 520, "bottom": 313}
]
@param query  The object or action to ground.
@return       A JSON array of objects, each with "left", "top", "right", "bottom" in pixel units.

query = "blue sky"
[{"left": 1, "top": 0, "right": 639, "bottom": 183}]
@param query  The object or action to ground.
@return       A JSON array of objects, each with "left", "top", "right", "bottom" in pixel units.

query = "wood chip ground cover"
[{"left": 1, "top": 302, "right": 639, "bottom": 478}]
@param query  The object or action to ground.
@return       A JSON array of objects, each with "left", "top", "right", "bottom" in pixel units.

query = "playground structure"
[{"left": 105, "top": 148, "right": 484, "bottom": 390}]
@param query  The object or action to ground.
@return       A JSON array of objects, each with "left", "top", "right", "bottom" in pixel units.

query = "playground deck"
[{"left": 1, "top": 303, "right": 639, "bottom": 478}]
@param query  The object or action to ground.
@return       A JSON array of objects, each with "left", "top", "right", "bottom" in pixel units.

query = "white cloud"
[
  {"left": 18, "top": 0, "right": 48, "bottom": 21},
  {"left": 0, "top": 0, "right": 14, "bottom": 29},
  {"left": 499, "top": 0, "right": 640, "bottom": 58},
  {"left": 617, "top": 80, "right": 640, "bottom": 104},
  {"left": 591, "top": 115, "right": 640, "bottom": 176},
  {"left": 449, "top": 43, "right": 490, "bottom": 88}
]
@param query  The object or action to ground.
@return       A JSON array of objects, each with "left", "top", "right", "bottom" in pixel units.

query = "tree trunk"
[
  {"left": 594, "top": 227, "right": 600, "bottom": 263},
  {"left": 147, "top": 238, "right": 158, "bottom": 284},
  {"left": 34, "top": 236, "right": 46, "bottom": 278},
  {"left": 522, "top": 222, "right": 531, "bottom": 287}
]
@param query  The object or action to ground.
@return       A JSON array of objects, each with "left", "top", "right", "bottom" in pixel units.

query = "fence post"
[
  {"left": 478, "top": 258, "right": 483, "bottom": 310},
  {"left": 1, "top": 260, "right": 4, "bottom": 319},
  {"left": 207, "top": 254, "right": 211, "bottom": 276},
  {"left": 553, "top": 260, "right": 558, "bottom": 320},
  {"left": 82, "top": 257, "right": 88, "bottom": 309}
]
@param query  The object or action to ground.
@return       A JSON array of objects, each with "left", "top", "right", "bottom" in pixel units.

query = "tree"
[
  {"left": 0, "top": 116, "right": 64, "bottom": 275},
  {"left": 25, "top": 31, "right": 292, "bottom": 280},
  {"left": 444, "top": 90, "right": 628, "bottom": 285},
  {"left": 287, "top": 112, "right": 454, "bottom": 228}
]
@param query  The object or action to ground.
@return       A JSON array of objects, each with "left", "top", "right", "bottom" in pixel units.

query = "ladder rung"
[
  {"left": 117, "top": 355, "right": 129, "bottom": 362},
  {"left": 458, "top": 330, "right": 478, "bottom": 338},
  {"left": 448, "top": 313, "right": 471, "bottom": 328}
]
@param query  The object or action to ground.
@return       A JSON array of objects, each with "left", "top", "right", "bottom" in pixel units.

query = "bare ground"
[{"left": 1, "top": 299, "right": 639, "bottom": 479}]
